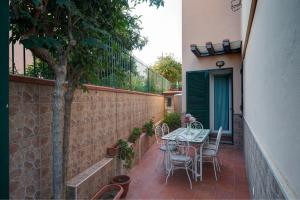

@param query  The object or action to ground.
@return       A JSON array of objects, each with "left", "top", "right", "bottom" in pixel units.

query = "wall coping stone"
[
  {"left": 9, "top": 75, "right": 163, "bottom": 97},
  {"left": 66, "top": 157, "right": 113, "bottom": 188}
]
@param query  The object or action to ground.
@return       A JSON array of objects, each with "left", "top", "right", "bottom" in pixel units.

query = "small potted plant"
[
  {"left": 128, "top": 128, "right": 142, "bottom": 144},
  {"left": 117, "top": 139, "right": 135, "bottom": 169},
  {"left": 114, "top": 139, "right": 134, "bottom": 198},
  {"left": 91, "top": 184, "right": 123, "bottom": 200},
  {"left": 143, "top": 119, "right": 154, "bottom": 137},
  {"left": 107, "top": 144, "right": 119, "bottom": 157}
]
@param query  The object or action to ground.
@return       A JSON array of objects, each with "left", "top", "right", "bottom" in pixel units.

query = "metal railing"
[{"left": 9, "top": 36, "right": 170, "bottom": 94}]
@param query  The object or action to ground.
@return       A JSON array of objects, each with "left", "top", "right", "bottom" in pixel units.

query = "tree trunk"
[
  {"left": 52, "top": 64, "right": 66, "bottom": 199},
  {"left": 62, "top": 81, "right": 75, "bottom": 198}
]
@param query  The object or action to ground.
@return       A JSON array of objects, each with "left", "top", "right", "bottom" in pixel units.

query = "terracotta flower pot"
[
  {"left": 142, "top": 127, "right": 147, "bottom": 133},
  {"left": 111, "top": 175, "right": 131, "bottom": 198},
  {"left": 107, "top": 146, "right": 119, "bottom": 157},
  {"left": 91, "top": 184, "right": 123, "bottom": 200}
]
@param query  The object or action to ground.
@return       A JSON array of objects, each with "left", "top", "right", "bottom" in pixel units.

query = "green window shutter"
[{"left": 186, "top": 71, "right": 210, "bottom": 129}]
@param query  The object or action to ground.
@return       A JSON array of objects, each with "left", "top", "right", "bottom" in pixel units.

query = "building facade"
[
  {"left": 182, "top": 0, "right": 300, "bottom": 198},
  {"left": 182, "top": 0, "right": 242, "bottom": 145}
]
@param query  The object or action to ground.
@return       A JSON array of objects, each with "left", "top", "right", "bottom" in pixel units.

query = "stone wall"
[
  {"left": 9, "top": 75, "right": 165, "bottom": 199},
  {"left": 233, "top": 114, "right": 243, "bottom": 148},
  {"left": 244, "top": 119, "right": 285, "bottom": 199}
]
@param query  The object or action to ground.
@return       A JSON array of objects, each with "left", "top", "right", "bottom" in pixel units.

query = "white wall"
[
  {"left": 243, "top": 0, "right": 300, "bottom": 198},
  {"left": 241, "top": 0, "right": 253, "bottom": 47}
]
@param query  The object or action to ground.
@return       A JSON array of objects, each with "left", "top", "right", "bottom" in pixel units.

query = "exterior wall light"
[{"left": 216, "top": 61, "right": 225, "bottom": 68}]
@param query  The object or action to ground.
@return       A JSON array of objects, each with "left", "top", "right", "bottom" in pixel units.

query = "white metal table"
[{"left": 162, "top": 127, "right": 210, "bottom": 181}]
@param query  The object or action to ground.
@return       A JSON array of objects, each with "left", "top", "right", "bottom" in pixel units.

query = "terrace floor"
[{"left": 126, "top": 143, "right": 250, "bottom": 199}]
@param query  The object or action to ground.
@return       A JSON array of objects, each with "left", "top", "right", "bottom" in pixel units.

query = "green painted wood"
[
  {"left": 186, "top": 71, "right": 210, "bottom": 129},
  {"left": 0, "top": 0, "right": 9, "bottom": 199}
]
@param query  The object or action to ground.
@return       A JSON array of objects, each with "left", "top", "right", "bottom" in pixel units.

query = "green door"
[{"left": 186, "top": 71, "right": 210, "bottom": 128}]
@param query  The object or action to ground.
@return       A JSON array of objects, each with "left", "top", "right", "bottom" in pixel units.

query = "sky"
[{"left": 131, "top": 0, "right": 182, "bottom": 66}]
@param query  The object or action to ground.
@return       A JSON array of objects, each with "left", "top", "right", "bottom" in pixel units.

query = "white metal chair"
[
  {"left": 197, "top": 127, "right": 222, "bottom": 180},
  {"left": 165, "top": 135, "right": 195, "bottom": 189},
  {"left": 161, "top": 123, "right": 170, "bottom": 135},
  {"left": 191, "top": 121, "right": 204, "bottom": 130},
  {"left": 155, "top": 126, "right": 176, "bottom": 171}
]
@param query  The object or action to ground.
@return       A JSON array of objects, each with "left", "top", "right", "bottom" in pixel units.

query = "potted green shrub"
[
  {"left": 128, "top": 128, "right": 142, "bottom": 144},
  {"left": 117, "top": 139, "right": 135, "bottom": 169},
  {"left": 163, "top": 112, "right": 181, "bottom": 131},
  {"left": 114, "top": 139, "right": 134, "bottom": 198},
  {"left": 91, "top": 184, "right": 123, "bottom": 200},
  {"left": 143, "top": 119, "right": 154, "bottom": 136}
]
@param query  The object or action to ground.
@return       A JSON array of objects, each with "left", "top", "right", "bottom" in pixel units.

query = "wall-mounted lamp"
[{"left": 216, "top": 61, "right": 225, "bottom": 68}]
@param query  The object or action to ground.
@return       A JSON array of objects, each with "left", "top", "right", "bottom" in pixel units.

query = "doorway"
[{"left": 209, "top": 70, "right": 233, "bottom": 135}]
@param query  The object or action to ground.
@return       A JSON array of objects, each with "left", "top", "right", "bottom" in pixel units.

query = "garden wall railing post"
[
  {"left": 33, "top": 56, "right": 36, "bottom": 77},
  {"left": 129, "top": 55, "right": 132, "bottom": 90},
  {"left": 12, "top": 42, "right": 15, "bottom": 74},
  {"left": 23, "top": 46, "right": 26, "bottom": 75}
]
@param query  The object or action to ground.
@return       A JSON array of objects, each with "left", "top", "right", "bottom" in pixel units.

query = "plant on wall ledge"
[
  {"left": 117, "top": 139, "right": 135, "bottom": 169},
  {"left": 143, "top": 119, "right": 154, "bottom": 136},
  {"left": 128, "top": 128, "right": 142, "bottom": 144}
]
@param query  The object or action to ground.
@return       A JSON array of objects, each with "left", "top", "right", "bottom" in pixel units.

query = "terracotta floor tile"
[{"left": 126, "top": 144, "right": 250, "bottom": 200}]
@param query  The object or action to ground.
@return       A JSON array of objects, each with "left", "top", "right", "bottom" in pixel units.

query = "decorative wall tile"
[
  {"left": 244, "top": 120, "right": 285, "bottom": 199},
  {"left": 9, "top": 80, "right": 164, "bottom": 199}
]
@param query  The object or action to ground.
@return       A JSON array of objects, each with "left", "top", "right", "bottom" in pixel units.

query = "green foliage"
[
  {"left": 10, "top": 0, "right": 165, "bottom": 89},
  {"left": 26, "top": 59, "right": 54, "bottom": 79},
  {"left": 128, "top": 127, "right": 142, "bottom": 143},
  {"left": 152, "top": 54, "right": 182, "bottom": 84},
  {"left": 163, "top": 112, "right": 181, "bottom": 131},
  {"left": 117, "top": 139, "right": 135, "bottom": 169},
  {"left": 143, "top": 119, "right": 154, "bottom": 136}
]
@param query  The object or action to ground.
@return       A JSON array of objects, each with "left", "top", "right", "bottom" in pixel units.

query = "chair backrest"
[
  {"left": 215, "top": 126, "right": 223, "bottom": 153},
  {"left": 154, "top": 126, "right": 164, "bottom": 145},
  {"left": 191, "top": 121, "right": 204, "bottom": 130},
  {"left": 161, "top": 123, "right": 169, "bottom": 135},
  {"left": 174, "top": 135, "right": 190, "bottom": 157}
]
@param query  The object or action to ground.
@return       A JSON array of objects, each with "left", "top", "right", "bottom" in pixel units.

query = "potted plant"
[
  {"left": 111, "top": 175, "right": 131, "bottom": 198},
  {"left": 91, "top": 184, "right": 123, "bottom": 200},
  {"left": 128, "top": 128, "right": 142, "bottom": 144},
  {"left": 107, "top": 144, "right": 119, "bottom": 157},
  {"left": 143, "top": 119, "right": 154, "bottom": 136},
  {"left": 117, "top": 139, "right": 135, "bottom": 169}
]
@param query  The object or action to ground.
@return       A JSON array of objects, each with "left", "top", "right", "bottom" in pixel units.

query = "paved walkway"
[{"left": 126, "top": 143, "right": 250, "bottom": 199}]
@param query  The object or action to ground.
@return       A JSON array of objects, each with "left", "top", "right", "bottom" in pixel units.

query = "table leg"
[{"left": 199, "top": 144, "right": 203, "bottom": 181}]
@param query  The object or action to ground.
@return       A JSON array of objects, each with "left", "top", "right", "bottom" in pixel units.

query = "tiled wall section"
[
  {"left": 9, "top": 77, "right": 165, "bottom": 199},
  {"left": 233, "top": 114, "right": 243, "bottom": 148},
  {"left": 244, "top": 120, "right": 285, "bottom": 199}
]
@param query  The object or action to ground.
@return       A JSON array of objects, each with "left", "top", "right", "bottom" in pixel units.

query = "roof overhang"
[{"left": 190, "top": 40, "right": 241, "bottom": 57}]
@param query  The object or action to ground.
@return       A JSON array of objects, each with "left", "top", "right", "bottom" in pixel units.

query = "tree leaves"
[
  {"left": 152, "top": 55, "right": 182, "bottom": 83},
  {"left": 21, "top": 36, "right": 62, "bottom": 50}
]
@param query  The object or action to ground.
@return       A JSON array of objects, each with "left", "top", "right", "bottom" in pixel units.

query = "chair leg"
[
  {"left": 155, "top": 151, "right": 163, "bottom": 171},
  {"left": 185, "top": 165, "right": 192, "bottom": 190},
  {"left": 217, "top": 156, "right": 221, "bottom": 171},
  {"left": 165, "top": 165, "right": 173, "bottom": 185},
  {"left": 218, "top": 158, "right": 221, "bottom": 172},
  {"left": 215, "top": 157, "right": 220, "bottom": 172},
  {"left": 213, "top": 158, "right": 218, "bottom": 181}
]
